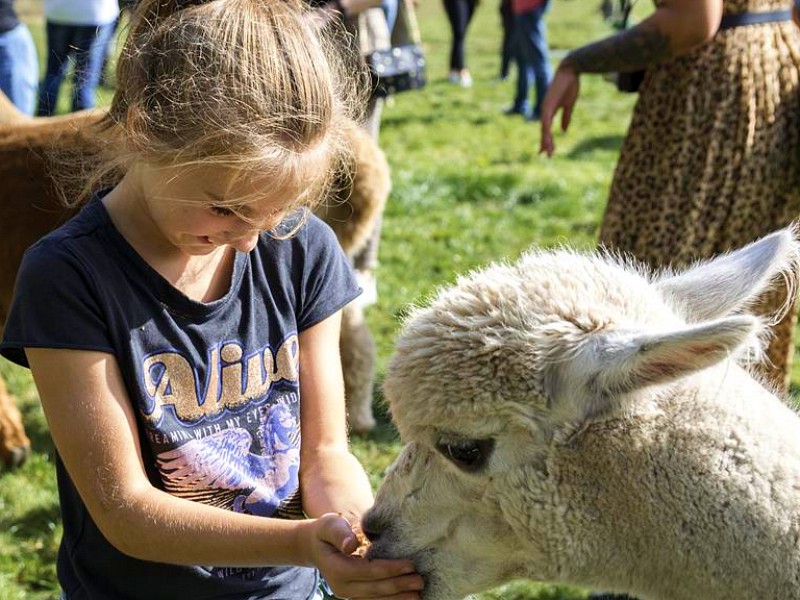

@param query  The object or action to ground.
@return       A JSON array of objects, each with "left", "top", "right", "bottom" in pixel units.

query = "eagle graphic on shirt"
[{"left": 155, "top": 402, "right": 301, "bottom": 517}]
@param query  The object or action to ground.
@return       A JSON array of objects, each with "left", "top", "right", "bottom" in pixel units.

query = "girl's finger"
[
  {"left": 317, "top": 513, "right": 359, "bottom": 554},
  {"left": 341, "top": 572, "right": 425, "bottom": 599}
]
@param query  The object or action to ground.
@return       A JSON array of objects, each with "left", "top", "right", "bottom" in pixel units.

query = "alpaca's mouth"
[
  {"left": 364, "top": 543, "right": 438, "bottom": 595},
  {"left": 365, "top": 539, "right": 436, "bottom": 575}
]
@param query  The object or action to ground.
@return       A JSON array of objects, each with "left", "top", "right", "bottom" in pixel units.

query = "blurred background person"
[
  {"left": 0, "top": 0, "right": 38, "bottom": 114},
  {"left": 443, "top": 0, "right": 477, "bottom": 86},
  {"left": 504, "top": 0, "right": 551, "bottom": 119},
  {"left": 381, "top": 0, "right": 399, "bottom": 32},
  {"left": 37, "top": 0, "right": 119, "bottom": 115},
  {"left": 99, "top": 0, "right": 138, "bottom": 87}
]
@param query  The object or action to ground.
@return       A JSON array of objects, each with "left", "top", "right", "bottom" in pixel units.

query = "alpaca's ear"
[
  {"left": 655, "top": 228, "right": 798, "bottom": 321},
  {"left": 548, "top": 315, "right": 759, "bottom": 445},
  {"left": 594, "top": 315, "right": 759, "bottom": 395}
]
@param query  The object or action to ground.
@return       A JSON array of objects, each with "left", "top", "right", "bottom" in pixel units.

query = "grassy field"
[{"left": 1, "top": 0, "right": 795, "bottom": 599}]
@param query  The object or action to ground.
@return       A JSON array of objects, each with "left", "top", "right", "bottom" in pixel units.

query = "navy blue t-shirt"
[
  {"left": 0, "top": 195, "right": 360, "bottom": 600},
  {"left": 0, "top": 0, "right": 19, "bottom": 34}
]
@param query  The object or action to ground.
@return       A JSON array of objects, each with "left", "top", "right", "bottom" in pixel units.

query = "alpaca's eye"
[{"left": 436, "top": 438, "right": 494, "bottom": 472}]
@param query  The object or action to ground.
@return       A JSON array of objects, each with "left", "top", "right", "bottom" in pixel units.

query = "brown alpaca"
[{"left": 0, "top": 92, "right": 388, "bottom": 468}]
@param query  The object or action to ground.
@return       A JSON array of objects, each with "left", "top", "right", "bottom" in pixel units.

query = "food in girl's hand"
[{"left": 353, "top": 530, "right": 372, "bottom": 557}]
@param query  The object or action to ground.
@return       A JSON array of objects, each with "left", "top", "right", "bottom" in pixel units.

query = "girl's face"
[{"left": 137, "top": 162, "right": 295, "bottom": 255}]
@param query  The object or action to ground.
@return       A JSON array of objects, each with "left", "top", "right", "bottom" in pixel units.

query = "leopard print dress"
[{"left": 599, "top": 0, "right": 800, "bottom": 395}]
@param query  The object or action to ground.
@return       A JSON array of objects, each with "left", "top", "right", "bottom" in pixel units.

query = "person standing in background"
[
  {"left": 443, "top": 0, "right": 477, "bottom": 86},
  {"left": 37, "top": 0, "right": 119, "bottom": 115},
  {"left": 0, "top": 0, "right": 38, "bottom": 115},
  {"left": 505, "top": 0, "right": 551, "bottom": 119},
  {"left": 99, "top": 0, "right": 139, "bottom": 87},
  {"left": 381, "top": 0, "right": 399, "bottom": 32}
]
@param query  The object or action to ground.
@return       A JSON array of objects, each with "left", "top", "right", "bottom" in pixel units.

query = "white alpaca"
[{"left": 363, "top": 229, "right": 800, "bottom": 600}]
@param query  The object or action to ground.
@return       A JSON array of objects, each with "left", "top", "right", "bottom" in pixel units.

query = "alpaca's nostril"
[
  {"left": 363, "top": 527, "right": 381, "bottom": 543},
  {"left": 361, "top": 511, "right": 384, "bottom": 542}
]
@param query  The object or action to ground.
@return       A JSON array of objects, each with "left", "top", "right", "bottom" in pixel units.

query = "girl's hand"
[
  {"left": 307, "top": 513, "right": 424, "bottom": 599},
  {"left": 539, "top": 63, "right": 581, "bottom": 157}
]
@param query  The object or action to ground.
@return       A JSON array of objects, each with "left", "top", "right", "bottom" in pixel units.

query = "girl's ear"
[{"left": 655, "top": 227, "right": 799, "bottom": 322}]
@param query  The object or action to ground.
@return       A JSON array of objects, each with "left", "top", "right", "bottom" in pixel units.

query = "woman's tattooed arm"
[{"left": 562, "top": 21, "right": 671, "bottom": 74}]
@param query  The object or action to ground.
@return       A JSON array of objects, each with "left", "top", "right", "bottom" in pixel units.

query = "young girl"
[{"left": 0, "top": 1, "right": 423, "bottom": 599}]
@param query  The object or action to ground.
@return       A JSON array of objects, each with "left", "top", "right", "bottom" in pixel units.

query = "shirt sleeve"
[
  {"left": 0, "top": 240, "right": 114, "bottom": 368},
  {"left": 295, "top": 216, "right": 361, "bottom": 332}
]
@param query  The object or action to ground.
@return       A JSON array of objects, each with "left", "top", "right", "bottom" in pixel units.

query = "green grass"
[{"left": 2, "top": 1, "right": 796, "bottom": 599}]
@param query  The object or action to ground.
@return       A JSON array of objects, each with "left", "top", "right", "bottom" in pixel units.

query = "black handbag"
[
  {"left": 615, "top": 69, "right": 645, "bottom": 93},
  {"left": 361, "top": 0, "right": 426, "bottom": 99},
  {"left": 366, "top": 44, "right": 427, "bottom": 98},
  {"left": 612, "top": 0, "right": 644, "bottom": 93}
]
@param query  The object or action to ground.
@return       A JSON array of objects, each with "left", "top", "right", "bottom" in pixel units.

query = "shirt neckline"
[{"left": 88, "top": 191, "right": 249, "bottom": 320}]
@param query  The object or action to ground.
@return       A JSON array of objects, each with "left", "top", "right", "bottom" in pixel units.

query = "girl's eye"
[{"left": 210, "top": 205, "right": 235, "bottom": 217}]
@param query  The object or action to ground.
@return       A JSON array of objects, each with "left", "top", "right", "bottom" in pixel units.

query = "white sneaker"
[
  {"left": 354, "top": 270, "right": 378, "bottom": 308},
  {"left": 459, "top": 71, "right": 473, "bottom": 88}
]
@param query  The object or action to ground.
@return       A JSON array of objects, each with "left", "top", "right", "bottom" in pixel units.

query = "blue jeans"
[
  {"left": 0, "top": 23, "right": 39, "bottom": 115},
  {"left": 512, "top": 2, "right": 552, "bottom": 118},
  {"left": 381, "top": 0, "right": 399, "bottom": 34},
  {"left": 37, "top": 20, "right": 116, "bottom": 116}
]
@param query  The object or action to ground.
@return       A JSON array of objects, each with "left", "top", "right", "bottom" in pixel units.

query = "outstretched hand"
[
  {"left": 539, "top": 64, "right": 581, "bottom": 157},
  {"left": 308, "top": 513, "right": 424, "bottom": 600}
]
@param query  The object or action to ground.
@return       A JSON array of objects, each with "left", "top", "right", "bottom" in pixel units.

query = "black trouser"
[
  {"left": 442, "top": 0, "right": 477, "bottom": 70},
  {"left": 499, "top": 0, "right": 514, "bottom": 77}
]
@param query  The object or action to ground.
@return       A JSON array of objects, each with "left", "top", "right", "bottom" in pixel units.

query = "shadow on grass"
[
  {"left": 350, "top": 383, "right": 401, "bottom": 446},
  {"left": 786, "top": 383, "right": 800, "bottom": 410},
  {"left": 381, "top": 103, "right": 492, "bottom": 128},
  {"left": 393, "top": 171, "right": 568, "bottom": 207},
  {"left": 1, "top": 502, "right": 60, "bottom": 542},
  {"left": 1, "top": 501, "right": 61, "bottom": 594},
  {"left": 381, "top": 111, "right": 491, "bottom": 128},
  {"left": 19, "top": 397, "right": 55, "bottom": 458},
  {"left": 566, "top": 135, "right": 625, "bottom": 159}
]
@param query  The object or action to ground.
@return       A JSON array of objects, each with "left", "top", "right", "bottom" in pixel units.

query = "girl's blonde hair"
[{"left": 70, "top": 0, "right": 367, "bottom": 220}]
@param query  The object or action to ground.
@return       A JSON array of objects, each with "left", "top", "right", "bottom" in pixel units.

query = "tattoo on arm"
[{"left": 563, "top": 22, "right": 671, "bottom": 74}]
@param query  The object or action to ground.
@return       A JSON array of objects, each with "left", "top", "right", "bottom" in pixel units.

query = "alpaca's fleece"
[
  {"left": 364, "top": 229, "right": 800, "bottom": 600},
  {"left": 0, "top": 94, "right": 388, "bottom": 466}
]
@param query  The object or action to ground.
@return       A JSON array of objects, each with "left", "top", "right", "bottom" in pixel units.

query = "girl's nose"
[{"left": 230, "top": 231, "right": 260, "bottom": 253}]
